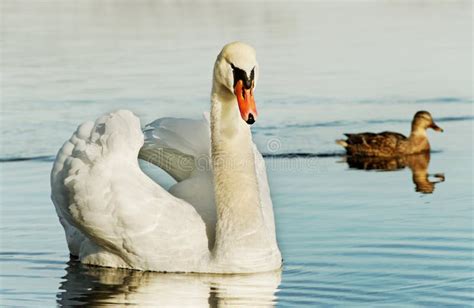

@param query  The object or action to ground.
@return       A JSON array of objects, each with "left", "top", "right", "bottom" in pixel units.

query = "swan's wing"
[
  {"left": 139, "top": 115, "right": 211, "bottom": 182},
  {"left": 139, "top": 146, "right": 195, "bottom": 182},
  {"left": 138, "top": 114, "right": 216, "bottom": 246},
  {"left": 51, "top": 110, "right": 209, "bottom": 271},
  {"left": 51, "top": 139, "right": 88, "bottom": 257}
]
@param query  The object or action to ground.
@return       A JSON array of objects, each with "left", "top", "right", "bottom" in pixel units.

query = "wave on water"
[
  {"left": 367, "top": 116, "right": 474, "bottom": 124},
  {"left": 269, "top": 96, "right": 473, "bottom": 106},
  {"left": 436, "top": 115, "right": 474, "bottom": 122},
  {"left": 414, "top": 97, "right": 472, "bottom": 104},
  {"left": 262, "top": 152, "right": 344, "bottom": 158},
  {"left": 355, "top": 96, "right": 473, "bottom": 105},
  {"left": 0, "top": 155, "right": 55, "bottom": 163},
  {"left": 258, "top": 115, "right": 474, "bottom": 131}
]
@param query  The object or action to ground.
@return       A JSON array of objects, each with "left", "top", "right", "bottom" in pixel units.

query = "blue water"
[{"left": 1, "top": 1, "right": 473, "bottom": 306}]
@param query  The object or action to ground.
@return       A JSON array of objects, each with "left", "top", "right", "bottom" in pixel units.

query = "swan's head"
[
  {"left": 412, "top": 111, "right": 443, "bottom": 132},
  {"left": 214, "top": 42, "right": 259, "bottom": 125}
]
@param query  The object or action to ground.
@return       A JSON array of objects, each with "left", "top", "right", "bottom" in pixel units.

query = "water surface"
[{"left": 1, "top": 1, "right": 473, "bottom": 306}]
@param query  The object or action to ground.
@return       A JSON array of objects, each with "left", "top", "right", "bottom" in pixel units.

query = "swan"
[{"left": 50, "top": 42, "right": 282, "bottom": 273}]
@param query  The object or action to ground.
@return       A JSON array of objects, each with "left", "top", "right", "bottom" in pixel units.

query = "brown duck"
[{"left": 337, "top": 111, "right": 443, "bottom": 157}]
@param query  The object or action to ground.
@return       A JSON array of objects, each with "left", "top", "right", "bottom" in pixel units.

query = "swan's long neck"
[{"left": 210, "top": 83, "right": 270, "bottom": 267}]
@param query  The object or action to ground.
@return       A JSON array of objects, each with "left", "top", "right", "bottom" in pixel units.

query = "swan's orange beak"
[{"left": 234, "top": 80, "right": 257, "bottom": 125}]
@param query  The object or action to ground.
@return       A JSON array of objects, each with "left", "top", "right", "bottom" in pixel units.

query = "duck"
[
  {"left": 50, "top": 42, "right": 282, "bottom": 274},
  {"left": 336, "top": 111, "right": 443, "bottom": 157}
]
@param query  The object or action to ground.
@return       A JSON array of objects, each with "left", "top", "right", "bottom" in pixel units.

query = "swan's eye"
[
  {"left": 250, "top": 67, "right": 255, "bottom": 80},
  {"left": 230, "top": 64, "right": 252, "bottom": 89}
]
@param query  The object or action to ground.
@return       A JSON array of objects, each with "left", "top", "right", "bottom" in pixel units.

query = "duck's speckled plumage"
[{"left": 337, "top": 111, "right": 443, "bottom": 157}]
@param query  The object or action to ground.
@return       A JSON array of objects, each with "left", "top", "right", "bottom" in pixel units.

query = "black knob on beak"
[{"left": 246, "top": 113, "right": 255, "bottom": 125}]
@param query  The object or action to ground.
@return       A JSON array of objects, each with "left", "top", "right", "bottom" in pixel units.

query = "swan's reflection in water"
[
  {"left": 57, "top": 261, "right": 281, "bottom": 307},
  {"left": 345, "top": 152, "right": 445, "bottom": 194}
]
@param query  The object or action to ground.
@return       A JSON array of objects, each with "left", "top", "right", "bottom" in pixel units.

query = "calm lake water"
[{"left": 1, "top": 1, "right": 473, "bottom": 306}]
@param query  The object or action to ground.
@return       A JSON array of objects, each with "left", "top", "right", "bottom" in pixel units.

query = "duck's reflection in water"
[
  {"left": 345, "top": 152, "right": 445, "bottom": 194},
  {"left": 57, "top": 261, "right": 281, "bottom": 307}
]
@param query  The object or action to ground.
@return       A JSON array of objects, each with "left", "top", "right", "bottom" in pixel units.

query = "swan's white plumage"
[
  {"left": 144, "top": 115, "right": 211, "bottom": 157},
  {"left": 51, "top": 42, "right": 282, "bottom": 273},
  {"left": 52, "top": 110, "right": 210, "bottom": 271},
  {"left": 51, "top": 110, "right": 280, "bottom": 272},
  {"left": 139, "top": 113, "right": 277, "bottom": 252},
  {"left": 140, "top": 114, "right": 216, "bottom": 247}
]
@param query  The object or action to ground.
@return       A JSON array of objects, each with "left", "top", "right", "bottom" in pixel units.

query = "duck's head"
[
  {"left": 213, "top": 42, "right": 259, "bottom": 125},
  {"left": 412, "top": 111, "right": 443, "bottom": 133}
]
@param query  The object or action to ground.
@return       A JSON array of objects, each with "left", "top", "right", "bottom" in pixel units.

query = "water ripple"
[
  {"left": 0, "top": 156, "right": 55, "bottom": 163},
  {"left": 258, "top": 114, "right": 473, "bottom": 131}
]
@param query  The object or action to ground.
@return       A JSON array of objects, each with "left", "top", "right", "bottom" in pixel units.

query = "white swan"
[{"left": 50, "top": 42, "right": 282, "bottom": 273}]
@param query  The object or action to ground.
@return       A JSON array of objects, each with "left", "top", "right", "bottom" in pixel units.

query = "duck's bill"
[
  {"left": 430, "top": 123, "right": 444, "bottom": 132},
  {"left": 234, "top": 80, "right": 258, "bottom": 125}
]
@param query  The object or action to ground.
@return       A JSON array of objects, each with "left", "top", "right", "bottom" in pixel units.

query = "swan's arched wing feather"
[
  {"left": 139, "top": 116, "right": 211, "bottom": 181},
  {"left": 139, "top": 146, "right": 195, "bottom": 182},
  {"left": 73, "top": 165, "right": 209, "bottom": 269},
  {"left": 51, "top": 110, "right": 209, "bottom": 271}
]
